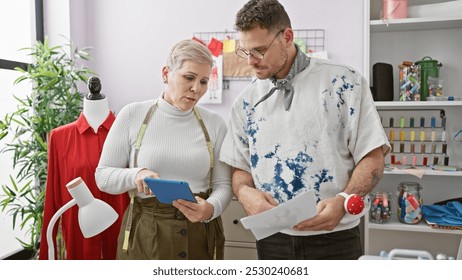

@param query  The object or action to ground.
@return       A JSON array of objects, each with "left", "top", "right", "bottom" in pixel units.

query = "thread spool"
[
  {"left": 400, "top": 130, "right": 405, "bottom": 141},
  {"left": 433, "top": 156, "right": 439, "bottom": 165},
  {"left": 421, "top": 143, "right": 426, "bottom": 153},
  {"left": 431, "top": 116, "right": 436, "bottom": 128},
  {"left": 383, "top": 0, "right": 408, "bottom": 20},
  {"left": 444, "top": 156, "right": 449, "bottom": 166}
]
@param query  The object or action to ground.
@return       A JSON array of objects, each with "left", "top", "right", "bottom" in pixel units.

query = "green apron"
[{"left": 117, "top": 99, "right": 224, "bottom": 260}]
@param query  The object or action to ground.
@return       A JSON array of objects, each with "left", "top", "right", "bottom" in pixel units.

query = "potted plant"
[{"left": 0, "top": 38, "right": 95, "bottom": 259}]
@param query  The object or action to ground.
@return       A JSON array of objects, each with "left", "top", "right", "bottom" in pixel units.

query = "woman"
[{"left": 95, "top": 39, "right": 232, "bottom": 260}]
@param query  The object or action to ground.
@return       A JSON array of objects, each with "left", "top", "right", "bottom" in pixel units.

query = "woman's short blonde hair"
[{"left": 166, "top": 39, "right": 213, "bottom": 72}]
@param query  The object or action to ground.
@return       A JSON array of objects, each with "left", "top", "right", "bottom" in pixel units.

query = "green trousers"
[{"left": 117, "top": 195, "right": 224, "bottom": 260}]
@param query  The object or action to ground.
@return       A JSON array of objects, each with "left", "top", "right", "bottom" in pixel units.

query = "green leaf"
[
  {"left": 8, "top": 176, "right": 19, "bottom": 193},
  {"left": 13, "top": 75, "right": 28, "bottom": 85},
  {"left": 19, "top": 180, "right": 33, "bottom": 195},
  {"left": 16, "top": 238, "right": 33, "bottom": 250},
  {"left": 40, "top": 78, "right": 60, "bottom": 91},
  {"left": 1, "top": 37, "right": 97, "bottom": 254},
  {"left": 20, "top": 213, "right": 34, "bottom": 229}
]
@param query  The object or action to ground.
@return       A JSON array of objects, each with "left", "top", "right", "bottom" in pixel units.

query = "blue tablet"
[{"left": 144, "top": 178, "right": 197, "bottom": 204}]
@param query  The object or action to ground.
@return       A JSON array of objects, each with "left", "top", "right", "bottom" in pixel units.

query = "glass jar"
[
  {"left": 397, "top": 182, "right": 423, "bottom": 224},
  {"left": 370, "top": 192, "right": 392, "bottom": 224}
]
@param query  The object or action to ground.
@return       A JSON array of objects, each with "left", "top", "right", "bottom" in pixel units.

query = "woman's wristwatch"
[{"left": 336, "top": 192, "right": 365, "bottom": 215}]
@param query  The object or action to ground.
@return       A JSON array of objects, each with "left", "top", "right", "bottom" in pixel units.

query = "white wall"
[{"left": 45, "top": 0, "right": 365, "bottom": 120}]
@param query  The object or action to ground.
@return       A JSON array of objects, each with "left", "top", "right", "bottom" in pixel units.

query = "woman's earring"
[{"left": 163, "top": 79, "right": 168, "bottom": 84}]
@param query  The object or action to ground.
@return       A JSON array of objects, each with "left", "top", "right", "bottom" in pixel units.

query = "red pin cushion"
[{"left": 337, "top": 192, "right": 365, "bottom": 215}]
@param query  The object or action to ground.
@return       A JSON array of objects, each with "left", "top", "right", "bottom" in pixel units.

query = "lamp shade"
[
  {"left": 47, "top": 177, "right": 118, "bottom": 259},
  {"left": 66, "top": 177, "right": 118, "bottom": 238}
]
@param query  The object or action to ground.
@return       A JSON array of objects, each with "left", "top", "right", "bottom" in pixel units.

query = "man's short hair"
[{"left": 234, "top": 0, "right": 291, "bottom": 33}]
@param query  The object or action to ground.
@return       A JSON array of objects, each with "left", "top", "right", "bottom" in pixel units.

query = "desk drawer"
[
  {"left": 224, "top": 241, "right": 257, "bottom": 260},
  {"left": 222, "top": 199, "right": 256, "bottom": 243}
]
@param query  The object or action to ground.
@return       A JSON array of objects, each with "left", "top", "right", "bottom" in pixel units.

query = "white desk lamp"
[{"left": 46, "top": 177, "right": 118, "bottom": 260}]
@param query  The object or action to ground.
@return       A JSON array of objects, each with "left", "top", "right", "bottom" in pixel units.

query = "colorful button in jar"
[
  {"left": 397, "top": 182, "right": 423, "bottom": 224},
  {"left": 370, "top": 192, "right": 392, "bottom": 224}
]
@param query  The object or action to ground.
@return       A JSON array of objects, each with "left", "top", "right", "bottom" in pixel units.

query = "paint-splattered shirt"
[{"left": 220, "top": 58, "right": 389, "bottom": 235}]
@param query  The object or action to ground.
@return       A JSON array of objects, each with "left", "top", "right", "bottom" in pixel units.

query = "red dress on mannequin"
[{"left": 39, "top": 113, "right": 129, "bottom": 259}]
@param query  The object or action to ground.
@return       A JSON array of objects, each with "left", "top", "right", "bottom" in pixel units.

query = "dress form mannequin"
[
  {"left": 40, "top": 76, "right": 127, "bottom": 260},
  {"left": 84, "top": 76, "right": 110, "bottom": 133}
]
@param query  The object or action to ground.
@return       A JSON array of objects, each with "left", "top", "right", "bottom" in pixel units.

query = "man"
[{"left": 219, "top": 0, "right": 390, "bottom": 260}]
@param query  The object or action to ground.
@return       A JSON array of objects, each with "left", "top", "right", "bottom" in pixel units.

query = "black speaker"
[{"left": 371, "top": 62, "right": 394, "bottom": 101}]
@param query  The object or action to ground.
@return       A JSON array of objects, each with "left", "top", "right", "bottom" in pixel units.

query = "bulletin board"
[
  {"left": 193, "top": 29, "right": 325, "bottom": 104},
  {"left": 193, "top": 29, "right": 325, "bottom": 81}
]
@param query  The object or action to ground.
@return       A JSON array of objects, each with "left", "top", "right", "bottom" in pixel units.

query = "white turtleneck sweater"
[{"left": 96, "top": 97, "right": 232, "bottom": 220}]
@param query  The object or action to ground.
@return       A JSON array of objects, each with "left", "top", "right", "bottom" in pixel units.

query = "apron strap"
[
  {"left": 122, "top": 101, "right": 157, "bottom": 252},
  {"left": 122, "top": 100, "right": 215, "bottom": 254}
]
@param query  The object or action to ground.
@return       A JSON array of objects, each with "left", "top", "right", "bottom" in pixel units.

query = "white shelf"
[
  {"left": 365, "top": 0, "right": 462, "bottom": 258},
  {"left": 368, "top": 218, "right": 462, "bottom": 236},
  {"left": 370, "top": 17, "right": 462, "bottom": 32},
  {"left": 384, "top": 166, "right": 462, "bottom": 177},
  {"left": 375, "top": 101, "right": 462, "bottom": 109}
]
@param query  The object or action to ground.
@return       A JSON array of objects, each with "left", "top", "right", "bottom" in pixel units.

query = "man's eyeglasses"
[{"left": 235, "top": 30, "right": 284, "bottom": 60}]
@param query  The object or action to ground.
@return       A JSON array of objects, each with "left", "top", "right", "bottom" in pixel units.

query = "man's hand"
[
  {"left": 294, "top": 147, "right": 385, "bottom": 231},
  {"left": 232, "top": 168, "right": 278, "bottom": 215},
  {"left": 237, "top": 185, "right": 278, "bottom": 216},
  {"left": 293, "top": 195, "right": 345, "bottom": 231}
]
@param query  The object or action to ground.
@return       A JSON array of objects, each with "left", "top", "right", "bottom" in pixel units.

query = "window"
[{"left": 0, "top": 0, "right": 42, "bottom": 259}]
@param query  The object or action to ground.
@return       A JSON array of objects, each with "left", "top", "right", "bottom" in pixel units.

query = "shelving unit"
[
  {"left": 367, "top": 217, "right": 462, "bottom": 235},
  {"left": 364, "top": 172, "right": 462, "bottom": 258},
  {"left": 375, "top": 101, "right": 462, "bottom": 109},
  {"left": 384, "top": 167, "right": 462, "bottom": 176},
  {"left": 370, "top": 17, "right": 462, "bottom": 32},
  {"left": 364, "top": 0, "right": 462, "bottom": 259},
  {"left": 365, "top": 2, "right": 462, "bottom": 101}
]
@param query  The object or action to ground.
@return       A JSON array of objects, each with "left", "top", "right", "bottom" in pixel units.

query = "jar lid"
[
  {"left": 415, "top": 56, "right": 442, "bottom": 67},
  {"left": 398, "top": 181, "right": 422, "bottom": 190},
  {"left": 371, "top": 191, "right": 392, "bottom": 195}
]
